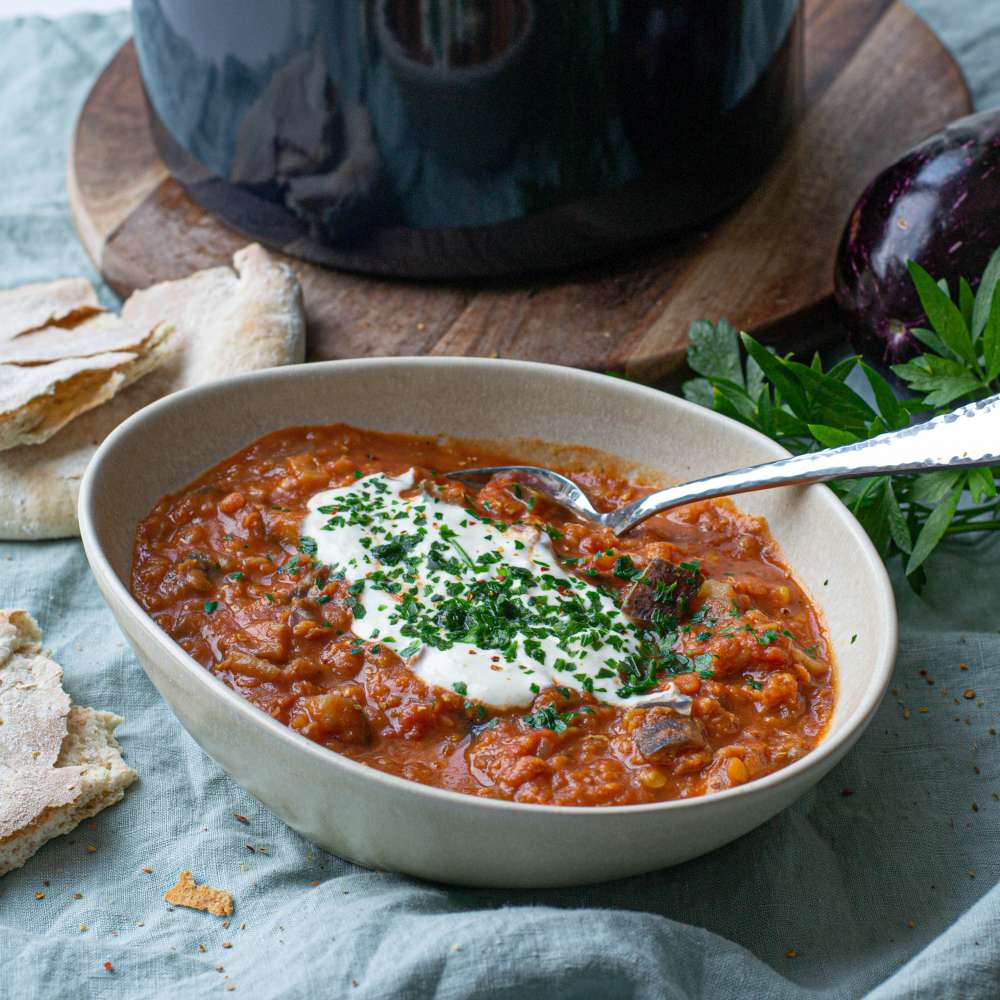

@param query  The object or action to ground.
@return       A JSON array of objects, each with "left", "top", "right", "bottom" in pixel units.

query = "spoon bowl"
[{"left": 448, "top": 391, "right": 1000, "bottom": 535}]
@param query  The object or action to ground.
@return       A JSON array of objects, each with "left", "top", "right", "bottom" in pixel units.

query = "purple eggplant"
[{"left": 834, "top": 108, "right": 1000, "bottom": 365}]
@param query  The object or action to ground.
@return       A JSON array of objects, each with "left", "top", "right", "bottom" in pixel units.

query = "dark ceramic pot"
[{"left": 133, "top": 0, "right": 802, "bottom": 277}]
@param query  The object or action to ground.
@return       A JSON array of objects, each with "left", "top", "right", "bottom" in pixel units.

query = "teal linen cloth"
[{"left": 2, "top": 8, "right": 999, "bottom": 998}]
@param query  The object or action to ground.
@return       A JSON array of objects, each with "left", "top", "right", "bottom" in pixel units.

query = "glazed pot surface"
[{"left": 133, "top": 0, "right": 802, "bottom": 277}]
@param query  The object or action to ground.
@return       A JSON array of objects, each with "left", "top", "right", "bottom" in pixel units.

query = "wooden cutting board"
[{"left": 69, "top": 0, "right": 970, "bottom": 384}]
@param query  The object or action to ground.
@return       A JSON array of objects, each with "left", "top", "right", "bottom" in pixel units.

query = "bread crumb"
[
  {"left": 34, "top": 891, "right": 45, "bottom": 900},
  {"left": 164, "top": 870, "right": 234, "bottom": 917},
  {"left": 234, "top": 814, "right": 249, "bottom": 826},
  {"left": 786, "top": 948, "right": 797, "bottom": 958},
  {"left": 222, "top": 941, "right": 232, "bottom": 949},
  {"left": 79, "top": 923, "right": 87, "bottom": 932},
  {"left": 142, "top": 866, "right": 153, "bottom": 874}
]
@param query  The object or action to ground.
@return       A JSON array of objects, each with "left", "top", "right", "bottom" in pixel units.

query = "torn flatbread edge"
[
  {"left": 0, "top": 706, "right": 138, "bottom": 877},
  {"left": 0, "top": 608, "right": 71, "bottom": 773},
  {"left": 0, "top": 312, "right": 165, "bottom": 366},
  {"left": 0, "top": 322, "right": 172, "bottom": 452},
  {"left": 0, "top": 277, "right": 101, "bottom": 343}
]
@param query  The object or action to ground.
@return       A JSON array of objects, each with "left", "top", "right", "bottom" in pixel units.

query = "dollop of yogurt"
[{"left": 300, "top": 471, "right": 687, "bottom": 711}]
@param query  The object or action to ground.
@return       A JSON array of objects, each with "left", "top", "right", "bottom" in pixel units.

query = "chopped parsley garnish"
[
  {"left": 371, "top": 533, "right": 421, "bottom": 566},
  {"left": 298, "top": 536, "right": 318, "bottom": 556},
  {"left": 452, "top": 681, "right": 468, "bottom": 696},
  {"left": 613, "top": 555, "right": 639, "bottom": 580},
  {"left": 522, "top": 705, "right": 577, "bottom": 733},
  {"left": 203, "top": 601, "right": 218, "bottom": 613}
]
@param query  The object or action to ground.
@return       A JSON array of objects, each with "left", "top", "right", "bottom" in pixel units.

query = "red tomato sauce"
[{"left": 131, "top": 424, "right": 835, "bottom": 806}]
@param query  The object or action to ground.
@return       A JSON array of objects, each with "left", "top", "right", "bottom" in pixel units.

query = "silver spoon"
[{"left": 447, "top": 392, "right": 1000, "bottom": 536}]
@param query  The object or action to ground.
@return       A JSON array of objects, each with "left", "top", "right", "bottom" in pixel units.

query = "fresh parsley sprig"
[{"left": 683, "top": 247, "right": 1000, "bottom": 591}]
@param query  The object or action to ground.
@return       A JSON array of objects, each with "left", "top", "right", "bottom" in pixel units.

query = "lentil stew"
[{"left": 131, "top": 424, "right": 835, "bottom": 806}]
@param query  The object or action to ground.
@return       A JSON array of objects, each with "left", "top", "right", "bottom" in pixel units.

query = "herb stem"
[{"left": 944, "top": 520, "right": 1000, "bottom": 535}]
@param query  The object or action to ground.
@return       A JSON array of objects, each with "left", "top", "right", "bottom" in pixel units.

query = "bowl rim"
[{"left": 79, "top": 356, "right": 898, "bottom": 818}]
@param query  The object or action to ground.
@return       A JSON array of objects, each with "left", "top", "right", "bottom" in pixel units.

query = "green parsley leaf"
[
  {"left": 972, "top": 247, "right": 1000, "bottom": 340},
  {"left": 683, "top": 246, "right": 1000, "bottom": 591},
  {"left": 906, "top": 260, "right": 978, "bottom": 368},
  {"left": 906, "top": 482, "right": 962, "bottom": 575},
  {"left": 522, "top": 705, "right": 577, "bottom": 734}
]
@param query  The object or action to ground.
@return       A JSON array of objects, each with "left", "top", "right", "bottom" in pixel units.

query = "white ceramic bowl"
[{"left": 79, "top": 358, "right": 896, "bottom": 888}]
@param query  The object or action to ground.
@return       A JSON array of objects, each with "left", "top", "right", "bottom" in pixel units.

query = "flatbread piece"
[
  {"left": 0, "top": 243, "right": 306, "bottom": 539},
  {"left": 0, "top": 320, "right": 171, "bottom": 452},
  {"left": 0, "top": 610, "right": 138, "bottom": 877}
]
